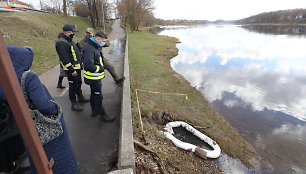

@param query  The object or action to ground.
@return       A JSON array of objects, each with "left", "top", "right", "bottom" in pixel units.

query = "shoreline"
[
  {"left": 237, "top": 23, "right": 306, "bottom": 26},
  {"left": 128, "top": 30, "right": 257, "bottom": 173}
]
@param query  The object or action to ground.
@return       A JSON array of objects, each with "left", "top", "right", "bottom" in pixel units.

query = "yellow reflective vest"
[
  {"left": 82, "top": 39, "right": 105, "bottom": 80},
  {"left": 55, "top": 34, "right": 82, "bottom": 73}
]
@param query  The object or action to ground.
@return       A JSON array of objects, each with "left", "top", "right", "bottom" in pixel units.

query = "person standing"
[
  {"left": 77, "top": 28, "right": 125, "bottom": 85},
  {"left": 76, "top": 28, "right": 94, "bottom": 52},
  {"left": 82, "top": 31, "right": 114, "bottom": 121},
  {"left": 1, "top": 46, "right": 80, "bottom": 174},
  {"left": 55, "top": 25, "right": 89, "bottom": 111}
]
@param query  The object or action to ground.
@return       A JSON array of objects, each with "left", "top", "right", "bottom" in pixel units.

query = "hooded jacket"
[
  {"left": 0, "top": 46, "right": 57, "bottom": 115},
  {"left": 0, "top": 47, "right": 80, "bottom": 174}
]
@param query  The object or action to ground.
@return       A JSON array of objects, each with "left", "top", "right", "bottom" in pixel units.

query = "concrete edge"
[
  {"left": 117, "top": 24, "right": 136, "bottom": 172},
  {"left": 107, "top": 168, "right": 134, "bottom": 174}
]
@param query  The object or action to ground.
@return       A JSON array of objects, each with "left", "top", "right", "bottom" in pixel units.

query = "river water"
[{"left": 158, "top": 25, "right": 306, "bottom": 174}]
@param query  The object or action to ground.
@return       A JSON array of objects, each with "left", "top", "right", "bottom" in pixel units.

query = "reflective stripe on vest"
[
  {"left": 95, "top": 65, "right": 100, "bottom": 73},
  {"left": 99, "top": 57, "right": 103, "bottom": 66},
  {"left": 84, "top": 56, "right": 105, "bottom": 80},
  {"left": 61, "top": 62, "right": 72, "bottom": 70},
  {"left": 84, "top": 71, "right": 105, "bottom": 80},
  {"left": 71, "top": 46, "right": 77, "bottom": 61},
  {"left": 61, "top": 62, "right": 80, "bottom": 70},
  {"left": 74, "top": 63, "right": 81, "bottom": 69}
]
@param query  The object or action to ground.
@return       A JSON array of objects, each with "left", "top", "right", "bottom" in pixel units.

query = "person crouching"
[{"left": 82, "top": 31, "right": 114, "bottom": 121}]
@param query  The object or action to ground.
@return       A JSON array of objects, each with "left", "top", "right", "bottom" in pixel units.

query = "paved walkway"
[{"left": 40, "top": 20, "right": 126, "bottom": 173}]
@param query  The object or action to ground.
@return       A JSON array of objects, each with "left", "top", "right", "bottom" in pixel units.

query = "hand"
[{"left": 72, "top": 71, "right": 77, "bottom": 76}]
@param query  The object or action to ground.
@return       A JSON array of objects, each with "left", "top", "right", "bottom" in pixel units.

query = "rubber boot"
[
  {"left": 115, "top": 76, "right": 125, "bottom": 86},
  {"left": 99, "top": 106, "right": 114, "bottom": 122},
  {"left": 71, "top": 102, "right": 83, "bottom": 111},
  {"left": 57, "top": 76, "right": 65, "bottom": 89},
  {"left": 91, "top": 110, "right": 100, "bottom": 117},
  {"left": 78, "top": 94, "right": 89, "bottom": 103}
]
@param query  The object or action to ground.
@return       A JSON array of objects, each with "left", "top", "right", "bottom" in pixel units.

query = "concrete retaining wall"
[{"left": 115, "top": 26, "right": 135, "bottom": 173}]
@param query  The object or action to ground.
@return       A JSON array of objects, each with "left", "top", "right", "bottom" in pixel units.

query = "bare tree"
[
  {"left": 39, "top": 0, "right": 44, "bottom": 10},
  {"left": 48, "top": 0, "right": 63, "bottom": 14},
  {"left": 135, "top": 0, "right": 154, "bottom": 30},
  {"left": 63, "top": 0, "right": 67, "bottom": 16},
  {"left": 85, "top": 0, "right": 111, "bottom": 29},
  {"left": 117, "top": 0, "right": 154, "bottom": 31},
  {"left": 74, "top": 2, "right": 90, "bottom": 17}
]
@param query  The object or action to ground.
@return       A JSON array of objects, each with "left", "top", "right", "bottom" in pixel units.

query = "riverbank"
[
  {"left": 239, "top": 23, "right": 306, "bottom": 26},
  {"left": 128, "top": 31, "right": 257, "bottom": 173}
]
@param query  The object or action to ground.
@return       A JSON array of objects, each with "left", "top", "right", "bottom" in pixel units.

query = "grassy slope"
[
  {"left": 0, "top": 12, "right": 111, "bottom": 75},
  {"left": 128, "top": 31, "right": 256, "bottom": 171}
]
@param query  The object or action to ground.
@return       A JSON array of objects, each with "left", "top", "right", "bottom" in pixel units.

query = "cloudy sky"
[
  {"left": 22, "top": 0, "right": 306, "bottom": 20},
  {"left": 154, "top": 0, "right": 306, "bottom": 20}
]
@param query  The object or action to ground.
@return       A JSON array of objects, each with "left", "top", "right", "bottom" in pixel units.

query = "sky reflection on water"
[
  {"left": 159, "top": 25, "right": 306, "bottom": 173},
  {"left": 161, "top": 25, "right": 306, "bottom": 121}
]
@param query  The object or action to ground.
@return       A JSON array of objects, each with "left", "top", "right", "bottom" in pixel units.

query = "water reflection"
[
  {"left": 161, "top": 25, "right": 306, "bottom": 121},
  {"left": 217, "top": 154, "right": 256, "bottom": 174},
  {"left": 110, "top": 39, "right": 123, "bottom": 55},
  {"left": 242, "top": 25, "right": 306, "bottom": 36},
  {"left": 159, "top": 25, "right": 306, "bottom": 173}
]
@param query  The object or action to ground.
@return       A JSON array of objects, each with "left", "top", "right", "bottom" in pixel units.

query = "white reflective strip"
[{"left": 94, "top": 92, "right": 100, "bottom": 94}]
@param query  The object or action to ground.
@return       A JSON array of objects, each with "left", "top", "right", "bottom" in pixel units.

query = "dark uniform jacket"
[
  {"left": 55, "top": 33, "right": 82, "bottom": 73},
  {"left": 83, "top": 38, "right": 105, "bottom": 81}
]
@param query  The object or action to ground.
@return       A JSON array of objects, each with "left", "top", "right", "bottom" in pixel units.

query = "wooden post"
[{"left": 0, "top": 34, "right": 54, "bottom": 174}]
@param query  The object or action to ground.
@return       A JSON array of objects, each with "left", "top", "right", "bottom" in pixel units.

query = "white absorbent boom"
[{"left": 163, "top": 121, "right": 221, "bottom": 159}]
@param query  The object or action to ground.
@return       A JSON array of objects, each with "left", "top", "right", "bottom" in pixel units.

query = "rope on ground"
[{"left": 135, "top": 89, "right": 188, "bottom": 134}]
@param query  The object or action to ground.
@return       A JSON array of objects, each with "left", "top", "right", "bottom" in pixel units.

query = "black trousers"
[
  {"left": 65, "top": 69, "right": 82, "bottom": 102},
  {"left": 86, "top": 79, "right": 103, "bottom": 112},
  {"left": 103, "top": 57, "right": 119, "bottom": 81}
]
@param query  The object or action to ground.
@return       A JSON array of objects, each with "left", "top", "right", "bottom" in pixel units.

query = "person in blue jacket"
[
  {"left": 0, "top": 46, "right": 80, "bottom": 174},
  {"left": 83, "top": 32, "right": 114, "bottom": 121}
]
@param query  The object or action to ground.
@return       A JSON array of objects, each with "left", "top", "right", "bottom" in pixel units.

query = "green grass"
[
  {"left": 0, "top": 12, "right": 112, "bottom": 74},
  {"left": 128, "top": 31, "right": 257, "bottom": 169}
]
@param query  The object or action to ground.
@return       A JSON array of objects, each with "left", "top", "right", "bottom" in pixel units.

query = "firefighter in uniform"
[
  {"left": 82, "top": 31, "right": 114, "bottom": 121},
  {"left": 55, "top": 25, "right": 89, "bottom": 111},
  {"left": 77, "top": 28, "right": 125, "bottom": 85}
]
